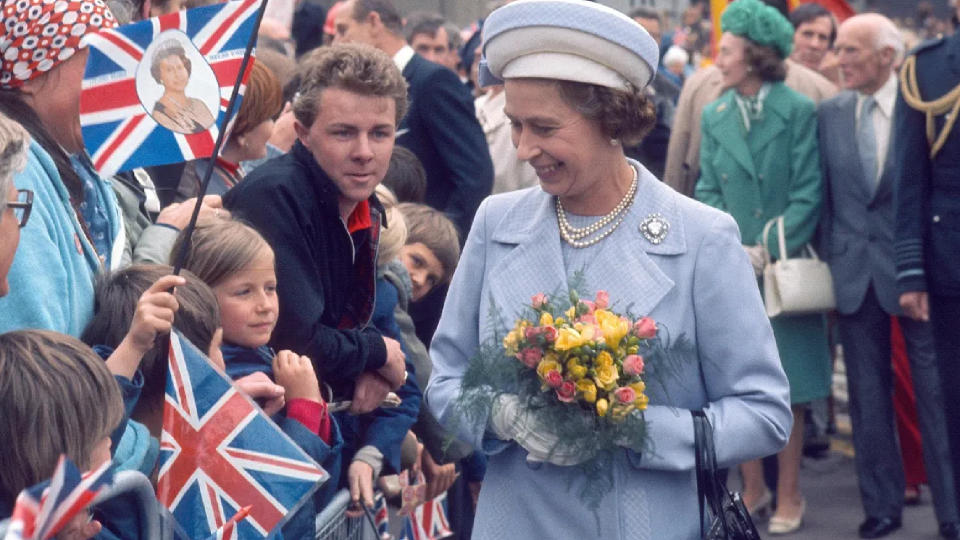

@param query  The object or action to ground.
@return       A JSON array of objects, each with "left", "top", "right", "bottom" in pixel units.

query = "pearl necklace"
[{"left": 556, "top": 166, "right": 638, "bottom": 248}]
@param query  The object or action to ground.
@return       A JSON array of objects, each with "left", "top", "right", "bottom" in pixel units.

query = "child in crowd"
[
  {"left": 0, "top": 330, "right": 123, "bottom": 538},
  {"left": 397, "top": 203, "right": 460, "bottom": 303},
  {"left": 172, "top": 219, "right": 341, "bottom": 535}
]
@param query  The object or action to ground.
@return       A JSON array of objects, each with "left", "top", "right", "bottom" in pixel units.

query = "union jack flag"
[
  {"left": 399, "top": 493, "right": 453, "bottom": 540},
  {"left": 3, "top": 456, "right": 113, "bottom": 540},
  {"left": 79, "top": 0, "right": 259, "bottom": 176},
  {"left": 157, "top": 330, "right": 327, "bottom": 539},
  {"left": 372, "top": 492, "right": 391, "bottom": 540}
]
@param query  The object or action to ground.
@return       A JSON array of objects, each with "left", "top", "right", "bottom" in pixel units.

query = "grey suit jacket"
[{"left": 818, "top": 90, "right": 900, "bottom": 315}]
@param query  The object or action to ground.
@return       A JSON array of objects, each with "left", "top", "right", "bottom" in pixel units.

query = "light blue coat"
[
  {"left": 0, "top": 141, "right": 110, "bottom": 336},
  {"left": 426, "top": 164, "right": 792, "bottom": 539}
]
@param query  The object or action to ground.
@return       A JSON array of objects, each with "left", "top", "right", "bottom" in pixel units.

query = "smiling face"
[
  {"left": 715, "top": 32, "right": 754, "bottom": 90},
  {"left": 213, "top": 247, "right": 279, "bottom": 349},
  {"left": 503, "top": 78, "right": 612, "bottom": 204},
  {"left": 792, "top": 15, "right": 833, "bottom": 70},
  {"left": 294, "top": 86, "right": 396, "bottom": 219},
  {"left": 157, "top": 54, "right": 190, "bottom": 92}
]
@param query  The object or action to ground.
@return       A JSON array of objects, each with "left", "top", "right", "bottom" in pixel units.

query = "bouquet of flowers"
[
  {"left": 503, "top": 290, "right": 655, "bottom": 423},
  {"left": 451, "top": 283, "right": 690, "bottom": 511}
]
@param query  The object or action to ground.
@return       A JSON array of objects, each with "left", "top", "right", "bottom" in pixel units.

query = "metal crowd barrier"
[{"left": 314, "top": 488, "right": 381, "bottom": 540}]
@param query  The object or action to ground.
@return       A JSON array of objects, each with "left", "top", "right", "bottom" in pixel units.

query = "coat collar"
[
  {"left": 836, "top": 89, "right": 896, "bottom": 204},
  {"left": 487, "top": 162, "right": 681, "bottom": 318},
  {"left": 705, "top": 83, "right": 792, "bottom": 179}
]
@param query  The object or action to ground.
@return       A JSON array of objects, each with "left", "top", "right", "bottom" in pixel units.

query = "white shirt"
[
  {"left": 393, "top": 45, "right": 415, "bottom": 73},
  {"left": 856, "top": 73, "right": 897, "bottom": 176}
]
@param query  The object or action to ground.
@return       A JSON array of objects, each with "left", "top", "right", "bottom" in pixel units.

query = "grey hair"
[
  {"left": 0, "top": 114, "right": 30, "bottom": 215},
  {"left": 867, "top": 13, "right": 904, "bottom": 63},
  {"left": 443, "top": 22, "right": 462, "bottom": 52}
]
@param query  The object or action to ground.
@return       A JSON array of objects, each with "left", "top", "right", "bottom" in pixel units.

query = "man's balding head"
[{"left": 834, "top": 13, "right": 902, "bottom": 94}]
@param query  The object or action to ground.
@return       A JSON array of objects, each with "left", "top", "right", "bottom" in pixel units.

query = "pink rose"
[
  {"left": 525, "top": 326, "right": 540, "bottom": 341},
  {"left": 581, "top": 299, "right": 596, "bottom": 315},
  {"left": 516, "top": 347, "right": 543, "bottom": 368},
  {"left": 579, "top": 313, "right": 596, "bottom": 325},
  {"left": 542, "top": 326, "right": 558, "bottom": 342},
  {"left": 614, "top": 386, "right": 637, "bottom": 404},
  {"left": 633, "top": 317, "right": 657, "bottom": 339},
  {"left": 545, "top": 370, "right": 563, "bottom": 389},
  {"left": 595, "top": 290, "right": 609, "bottom": 309},
  {"left": 623, "top": 354, "right": 645, "bottom": 376},
  {"left": 556, "top": 380, "right": 576, "bottom": 402},
  {"left": 531, "top": 293, "right": 548, "bottom": 309}
]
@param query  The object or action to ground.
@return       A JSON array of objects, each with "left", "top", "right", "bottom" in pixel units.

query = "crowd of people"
[{"left": 0, "top": 0, "right": 959, "bottom": 538}]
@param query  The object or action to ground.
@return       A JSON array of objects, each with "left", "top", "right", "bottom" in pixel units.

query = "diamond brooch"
[{"left": 639, "top": 213, "right": 670, "bottom": 245}]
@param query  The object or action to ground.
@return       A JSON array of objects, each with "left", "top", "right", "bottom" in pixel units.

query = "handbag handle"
[
  {"left": 761, "top": 216, "right": 789, "bottom": 266},
  {"left": 693, "top": 410, "right": 729, "bottom": 537}
]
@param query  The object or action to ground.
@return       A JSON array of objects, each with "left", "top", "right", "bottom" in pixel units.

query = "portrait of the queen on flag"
[{"left": 79, "top": 0, "right": 258, "bottom": 176}]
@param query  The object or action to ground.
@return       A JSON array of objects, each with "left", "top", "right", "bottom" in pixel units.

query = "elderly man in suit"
[
  {"left": 332, "top": 0, "right": 493, "bottom": 237},
  {"left": 819, "top": 13, "right": 959, "bottom": 540},
  {"left": 664, "top": 1, "right": 837, "bottom": 197}
]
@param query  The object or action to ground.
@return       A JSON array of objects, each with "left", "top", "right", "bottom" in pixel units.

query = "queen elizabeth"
[{"left": 425, "top": 0, "right": 792, "bottom": 538}]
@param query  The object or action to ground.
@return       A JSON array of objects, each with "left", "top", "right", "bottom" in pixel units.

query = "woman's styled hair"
[
  {"left": 554, "top": 81, "right": 657, "bottom": 145},
  {"left": 0, "top": 330, "right": 123, "bottom": 506},
  {"left": 150, "top": 40, "right": 192, "bottom": 84},
  {"left": 81, "top": 264, "right": 220, "bottom": 416},
  {"left": 0, "top": 113, "right": 29, "bottom": 214},
  {"left": 382, "top": 145, "right": 427, "bottom": 203},
  {"left": 171, "top": 217, "right": 274, "bottom": 288},
  {"left": 399, "top": 202, "right": 460, "bottom": 283},
  {"left": 375, "top": 184, "right": 407, "bottom": 269},
  {"left": 292, "top": 43, "right": 408, "bottom": 127},
  {"left": 231, "top": 61, "right": 284, "bottom": 137},
  {"left": 743, "top": 41, "right": 787, "bottom": 82}
]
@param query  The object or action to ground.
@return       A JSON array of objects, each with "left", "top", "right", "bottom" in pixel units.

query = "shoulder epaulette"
[{"left": 909, "top": 35, "right": 947, "bottom": 57}]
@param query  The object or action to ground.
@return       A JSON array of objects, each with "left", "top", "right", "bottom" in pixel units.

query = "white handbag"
[{"left": 761, "top": 216, "right": 836, "bottom": 318}]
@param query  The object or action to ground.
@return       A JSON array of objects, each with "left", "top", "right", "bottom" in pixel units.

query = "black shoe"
[
  {"left": 858, "top": 517, "right": 902, "bottom": 539},
  {"left": 940, "top": 522, "right": 960, "bottom": 539}
]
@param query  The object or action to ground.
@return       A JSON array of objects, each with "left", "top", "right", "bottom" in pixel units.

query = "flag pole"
[{"left": 170, "top": 0, "right": 270, "bottom": 275}]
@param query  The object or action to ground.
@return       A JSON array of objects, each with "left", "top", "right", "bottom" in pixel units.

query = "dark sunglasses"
[{"left": 7, "top": 189, "right": 33, "bottom": 228}]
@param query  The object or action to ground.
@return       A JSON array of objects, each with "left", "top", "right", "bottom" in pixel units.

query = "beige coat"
[
  {"left": 664, "top": 58, "right": 838, "bottom": 197},
  {"left": 475, "top": 89, "right": 539, "bottom": 194}
]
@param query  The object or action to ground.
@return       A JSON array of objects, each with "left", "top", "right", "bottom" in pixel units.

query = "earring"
[
  {"left": 746, "top": 66, "right": 753, "bottom": 73},
  {"left": 610, "top": 138, "right": 619, "bottom": 146}
]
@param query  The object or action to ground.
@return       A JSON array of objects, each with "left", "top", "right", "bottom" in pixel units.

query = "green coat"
[{"left": 695, "top": 82, "right": 830, "bottom": 404}]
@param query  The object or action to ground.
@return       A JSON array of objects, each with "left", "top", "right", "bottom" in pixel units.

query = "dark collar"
[{"left": 291, "top": 140, "right": 387, "bottom": 226}]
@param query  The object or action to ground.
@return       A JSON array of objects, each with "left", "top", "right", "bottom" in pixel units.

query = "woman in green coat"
[{"left": 695, "top": 0, "right": 830, "bottom": 534}]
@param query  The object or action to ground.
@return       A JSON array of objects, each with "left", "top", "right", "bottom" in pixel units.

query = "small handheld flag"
[
  {"left": 157, "top": 330, "right": 328, "bottom": 539},
  {"left": 80, "top": 0, "right": 260, "bottom": 176},
  {"left": 4, "top": 456, "right": 113, "bottom": 540}
]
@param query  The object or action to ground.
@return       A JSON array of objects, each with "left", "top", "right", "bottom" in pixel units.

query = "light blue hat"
[{"left": 478, "top": 0, "right": 659, "bottom": 91}]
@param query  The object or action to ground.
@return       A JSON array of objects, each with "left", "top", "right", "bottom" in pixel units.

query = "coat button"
[
  {"left": 721, "top": 173, "right": 728, "bottom": 183},
  {"left": 933, "top": 215, "right": 941, "bottom": 223},
  {"left": 754, "top": 209, "right": 764, "bottom": 219},
  {"left": 758, "top": 173, "right": 764, "bottom": 180}
]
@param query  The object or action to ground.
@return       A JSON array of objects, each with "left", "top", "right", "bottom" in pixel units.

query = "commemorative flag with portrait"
[
  {"left": 79, "top": 0, "right": 259, "bottom": 176},
  {"left": 157, "top": 330, "right": 328, "bottom": 539}
]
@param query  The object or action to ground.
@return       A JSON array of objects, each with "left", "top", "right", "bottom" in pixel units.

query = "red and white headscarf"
[{"left": 0, "top": 0, "right": 117, "bottom": 89}]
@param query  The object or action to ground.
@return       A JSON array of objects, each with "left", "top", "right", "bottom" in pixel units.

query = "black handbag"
[{"left": 692, "top": 411, "right": 761, "bottom": 540}]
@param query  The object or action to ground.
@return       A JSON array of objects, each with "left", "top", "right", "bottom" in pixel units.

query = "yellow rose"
[
  {"left": 595, "top": 350, "right": 614, "bottom": 368},
  {"left": 595, "top": 309, "right": 630, "bottom": 350},
  {"left": 596, "top": 398, "right": 609, "bottom": 417},
  {"left": 566, "top": 358, "right": 587, "bottom": 380},
  {"left": 566, "top": 306, "right": 576, "bottom": 320},
  {"left": 503, "top": 329, "right": 521, "bottom": 352},
  {"left": 594, "top": 364, "right": 619, "bottom": 390},
  {"left": 555, "top": 327, "right": 584, "bottom": 351},
  {"left": 539, "top": 312, "right": 554, "bottom": 327},
  {"left": 634, "top": 392, "right": 650, "bottom": 411},
  {"left": 629, "top": 381, "right": 646, "bottom": 395},
  {"left": 580, "top": 324, "right": 597, "bottom": 343},
  {"left": 576, "top": 379, "right": 597, "bottom": 403},
  {"left": 544, "top": 350, "right": 560, "bottom": 364},
  {"left": 536, "top": 359, "right": 561, "bottom": 380},
  {"left": 611, "top": 402, "right": 636, "bottom": 421}
]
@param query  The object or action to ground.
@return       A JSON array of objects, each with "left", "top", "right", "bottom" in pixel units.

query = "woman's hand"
[
  {"left": 106, "top": 274, "right": 185, "bottom": 379},
  {"left": 492, "top": 394, "right": 593, "bottom": 466},
  {"left": 345, "top": 460, "right": 375, "bottom": 518},
  {"left": 743, "top": 244, "right": 766, "bottom": 276},
  {"left": 272, "top": 350, "right": 322, "bottom": 403}
]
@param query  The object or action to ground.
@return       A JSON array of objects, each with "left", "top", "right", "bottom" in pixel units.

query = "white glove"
[
  {"left": 743, "top": 244, "right": 767, "bottom": 276},
  {"left": 489, "top": 394, "right": 593, "bottom": 466}
]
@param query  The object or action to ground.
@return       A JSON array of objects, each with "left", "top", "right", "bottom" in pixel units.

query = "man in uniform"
[{"left": 894, "top": 0, "right": 960, "bottom": 520}]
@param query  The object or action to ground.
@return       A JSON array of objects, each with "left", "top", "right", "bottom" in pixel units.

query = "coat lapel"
[
  {"left": 749, "top": 85, "right": 789, "bottom": 156},
  {"left": 837, "top": 93, "right": 874, "bottom": 201},
  {"left": 707, "top": 92, "right": 756, "bottom": 178}
]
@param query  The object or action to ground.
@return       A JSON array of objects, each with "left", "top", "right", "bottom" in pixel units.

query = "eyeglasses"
[{"left": 7, "top": 189, "right": 33, "bottom": 228}]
